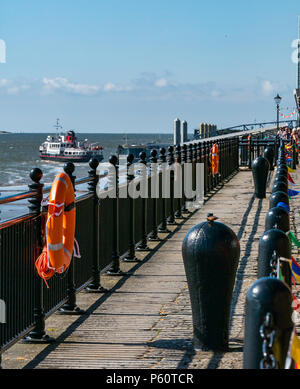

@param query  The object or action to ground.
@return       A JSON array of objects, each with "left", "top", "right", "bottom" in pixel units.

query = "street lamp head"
[{"left": 274, "top": 94, "right": 282, "bottom": 106}]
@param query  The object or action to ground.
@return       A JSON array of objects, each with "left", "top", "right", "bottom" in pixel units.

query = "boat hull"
[{"left": 39, "top": 154, "right": 104, "bottom": 163}]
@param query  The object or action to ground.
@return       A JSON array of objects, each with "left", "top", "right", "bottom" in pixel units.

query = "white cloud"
[
  {"left": 0, "top": 78, "right": 9, "bottom": 87},
  {"left": 103, "top": 82, "right": 118, "bottom": 92},
  {"left": 0, "top": 74, "right": 284, "bottom": 104},
  {"left": 261, "top": 80, "right": 275, "bottom": 96},
  {"left": 7, "top": 85, "right": 30, "bottom": 95},
  {"left": 0, "top": 78, "right": 30, "bottom": 95},
  {"left": 42, "top": 77, "right": 100, "bottom": 96},
  {"left": 155, "top": 78, "right": 168, "bottom": 88},
  {"left": 103, "top": 82, "right": 133, "bottom": 92}
]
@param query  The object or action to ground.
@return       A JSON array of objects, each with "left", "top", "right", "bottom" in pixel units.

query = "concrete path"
[{"left": 2, "top": 168, "right": 290, "bottom": 369}]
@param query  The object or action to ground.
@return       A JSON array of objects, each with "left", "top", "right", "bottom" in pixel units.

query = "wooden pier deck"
[{"left": 3, "top": 167, "right": 294, "bottom": 370}]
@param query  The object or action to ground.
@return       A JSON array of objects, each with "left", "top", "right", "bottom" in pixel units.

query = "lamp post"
[
  {"left": 294, "top": 89, "right": 300, "bottom": 127},
  {"left": 274, "top": 94, "right": 282, "bottom": 132}
]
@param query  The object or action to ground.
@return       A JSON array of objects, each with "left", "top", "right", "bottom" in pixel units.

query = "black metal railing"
[
  {"left": 239, "top": 134, "right": 279, "bottom": 168},
  {"left": 0, "top": 132, "right": 272, "bottom": 366}
]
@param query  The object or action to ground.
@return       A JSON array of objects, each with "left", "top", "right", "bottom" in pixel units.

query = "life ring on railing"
[
  {"left": 247, "top": 134, "right": 251, "bottom": 150},
  {"left": 35, "top": 172, "right": 76, "bottom": 286},
  {"left": 211, "top": 143, "right": 219, "bottom": 175}
]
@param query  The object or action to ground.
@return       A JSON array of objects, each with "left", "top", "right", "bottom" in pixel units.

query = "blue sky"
[{"left": 0, "top": 0, "right": 300, "bottom": 133}]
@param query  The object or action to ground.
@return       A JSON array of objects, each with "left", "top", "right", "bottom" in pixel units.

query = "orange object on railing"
[
  {"left": 211, "top": 143, "right": 219, "bottom": 175},
  {"left": 247, "top": 134, "right": 251, "bottom": 150},
  {"left": 35, "top": 172, "right": 76, "bottom": 286}
]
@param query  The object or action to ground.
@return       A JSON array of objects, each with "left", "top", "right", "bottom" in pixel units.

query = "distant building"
[
  {"left": 174, "top": 118, "right": 181, "bottom": 145},
  {"left": 181, "top": 120, "right": 188, "bottom": 143}
]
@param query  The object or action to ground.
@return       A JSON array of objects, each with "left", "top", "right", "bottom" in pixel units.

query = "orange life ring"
[
  {"left": 211, "top": 143, "right": 219, "bottom": 175},
  {"left": 35, "top": 172, "right": 76, "bottom": 286},
  {"left": 247, "top": 135, "right": 251, "bottom": 150}
]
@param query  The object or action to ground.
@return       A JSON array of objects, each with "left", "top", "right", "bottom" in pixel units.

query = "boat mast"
[{"left": 54, "top": 118, "right": 62, "bottom": 136}]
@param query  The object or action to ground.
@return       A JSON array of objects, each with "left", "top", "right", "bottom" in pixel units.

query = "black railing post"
[
  {"left": 106, "top": 155, "right": 122, "bottom": 274},
  {"left": 136, "top": 151, "right": 151, "bottom": 251},
  {"left": 123, "top": 154, "right": 141, "bottom": 261},
  {"left": 193, "top": 143, "right": 199, "bottom": 195},
  {"left": 167, "top": 146, "right": 177, "bottom": 225},
  {"left": 158, "top": 147, "right": 171, "bottom": 233},
  {"left": 181, "top": 144, "right": 189, "bottom": 214},
  {"left": 23, "top": 168, "right": 55, "bottom": 343},
  {"left": 174, "top": 145, "right": 183, "bottom": 219},
  {"left": 235, "top": 137, "right": 240, "bottom": 171},
  {"left": 214, "top": 140, "right": 219, "bottom": 186},
  {"left": 202, "top": 141, "right": 207, "bottom": 196},
  {"left": 188, "top": 143, "right": 195, "bottom": 201},
  {"left": 208, "top": 141, "right": 212, "bottom": 192},
  {"left": 85, "top": 158, "right": 108, "bottom": 293},
  {"left": 221, "top": 139, "right": 225, "bottom": 179},
  {"left": 248, "top": 135, "right": 252, "bottom": 169},
  {"left": 58, "top": 163, "right": 85, "bottom": 315},
  {"left": 225, "top": 139, "right": 229, "bottom": 178},
  {"left": 206, "top": 141, "right": 211, "bottom": 193},
  {"left": 148, "top": 149, "right": 161, "bottom": 241}
]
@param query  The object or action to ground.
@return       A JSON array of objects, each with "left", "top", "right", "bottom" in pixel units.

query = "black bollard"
[
  {"left": 277, "top": 164, "right": 288, "bottom": 172},
  {"left": 276, "top": 166, "right": 288, "bottom": 175},
  {"left": 272, "top": 181, "right": 288, "bottom": 195},
  {"left": 278, "top": 158, "right": 287, "bottom": 166},
  {"left": 243, "top": 277, "right": 293, "bottom": 369},
  {"left": 257, "top": 229, "right": 291, "bottom": 287},
  {"left": 269, "top": 191, "right": 289, "bottom": 209},
  {"left": 277, "top": 157, "right": 287, "bottom": 165},
  {"left": 276, "top": 173, "right": 288, "bottom": 181},
  {"left": 273, "top": 174, "right": 288, "bottom": 186},
  {"left": 251, "top": 156, "right": 270, "bottom": 198},
  {"left": 264, "top": 146, "right": 275, "bottom": 171},
  {"left": 265, "top": 206, "right": 290, "bottom": 233},
  {"left": 182, "top": 214, "right": 240, "bottom": 351}
]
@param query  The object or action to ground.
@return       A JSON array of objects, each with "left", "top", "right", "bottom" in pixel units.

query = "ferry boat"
[{"left": 39, "top": 120, "right": 104, "bottom": 163}]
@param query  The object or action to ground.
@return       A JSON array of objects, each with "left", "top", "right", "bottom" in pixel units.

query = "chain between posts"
[
  {"left": 259, "top": 312, "right": 277, "bottom": 369},
  {"left": 269, "top": 250, "right": 278, "bottom": 278}
]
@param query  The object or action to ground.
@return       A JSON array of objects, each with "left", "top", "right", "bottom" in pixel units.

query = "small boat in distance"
[
  {"left": 116, "top": 141, "right": 170, "bottom": 163},
  {"left": 39, "top": 119, "right": 104, "bottom": 163}
]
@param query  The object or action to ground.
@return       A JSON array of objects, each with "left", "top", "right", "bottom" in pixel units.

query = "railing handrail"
[
  {"left": 219, "top": 120, "right": 295, "bottom": 132},
  {"left": 0, "top": 190, "right": 39, "bottom": 205},
  {"left": 0, "top": 173, "right": 108, "bottom": 206}
]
